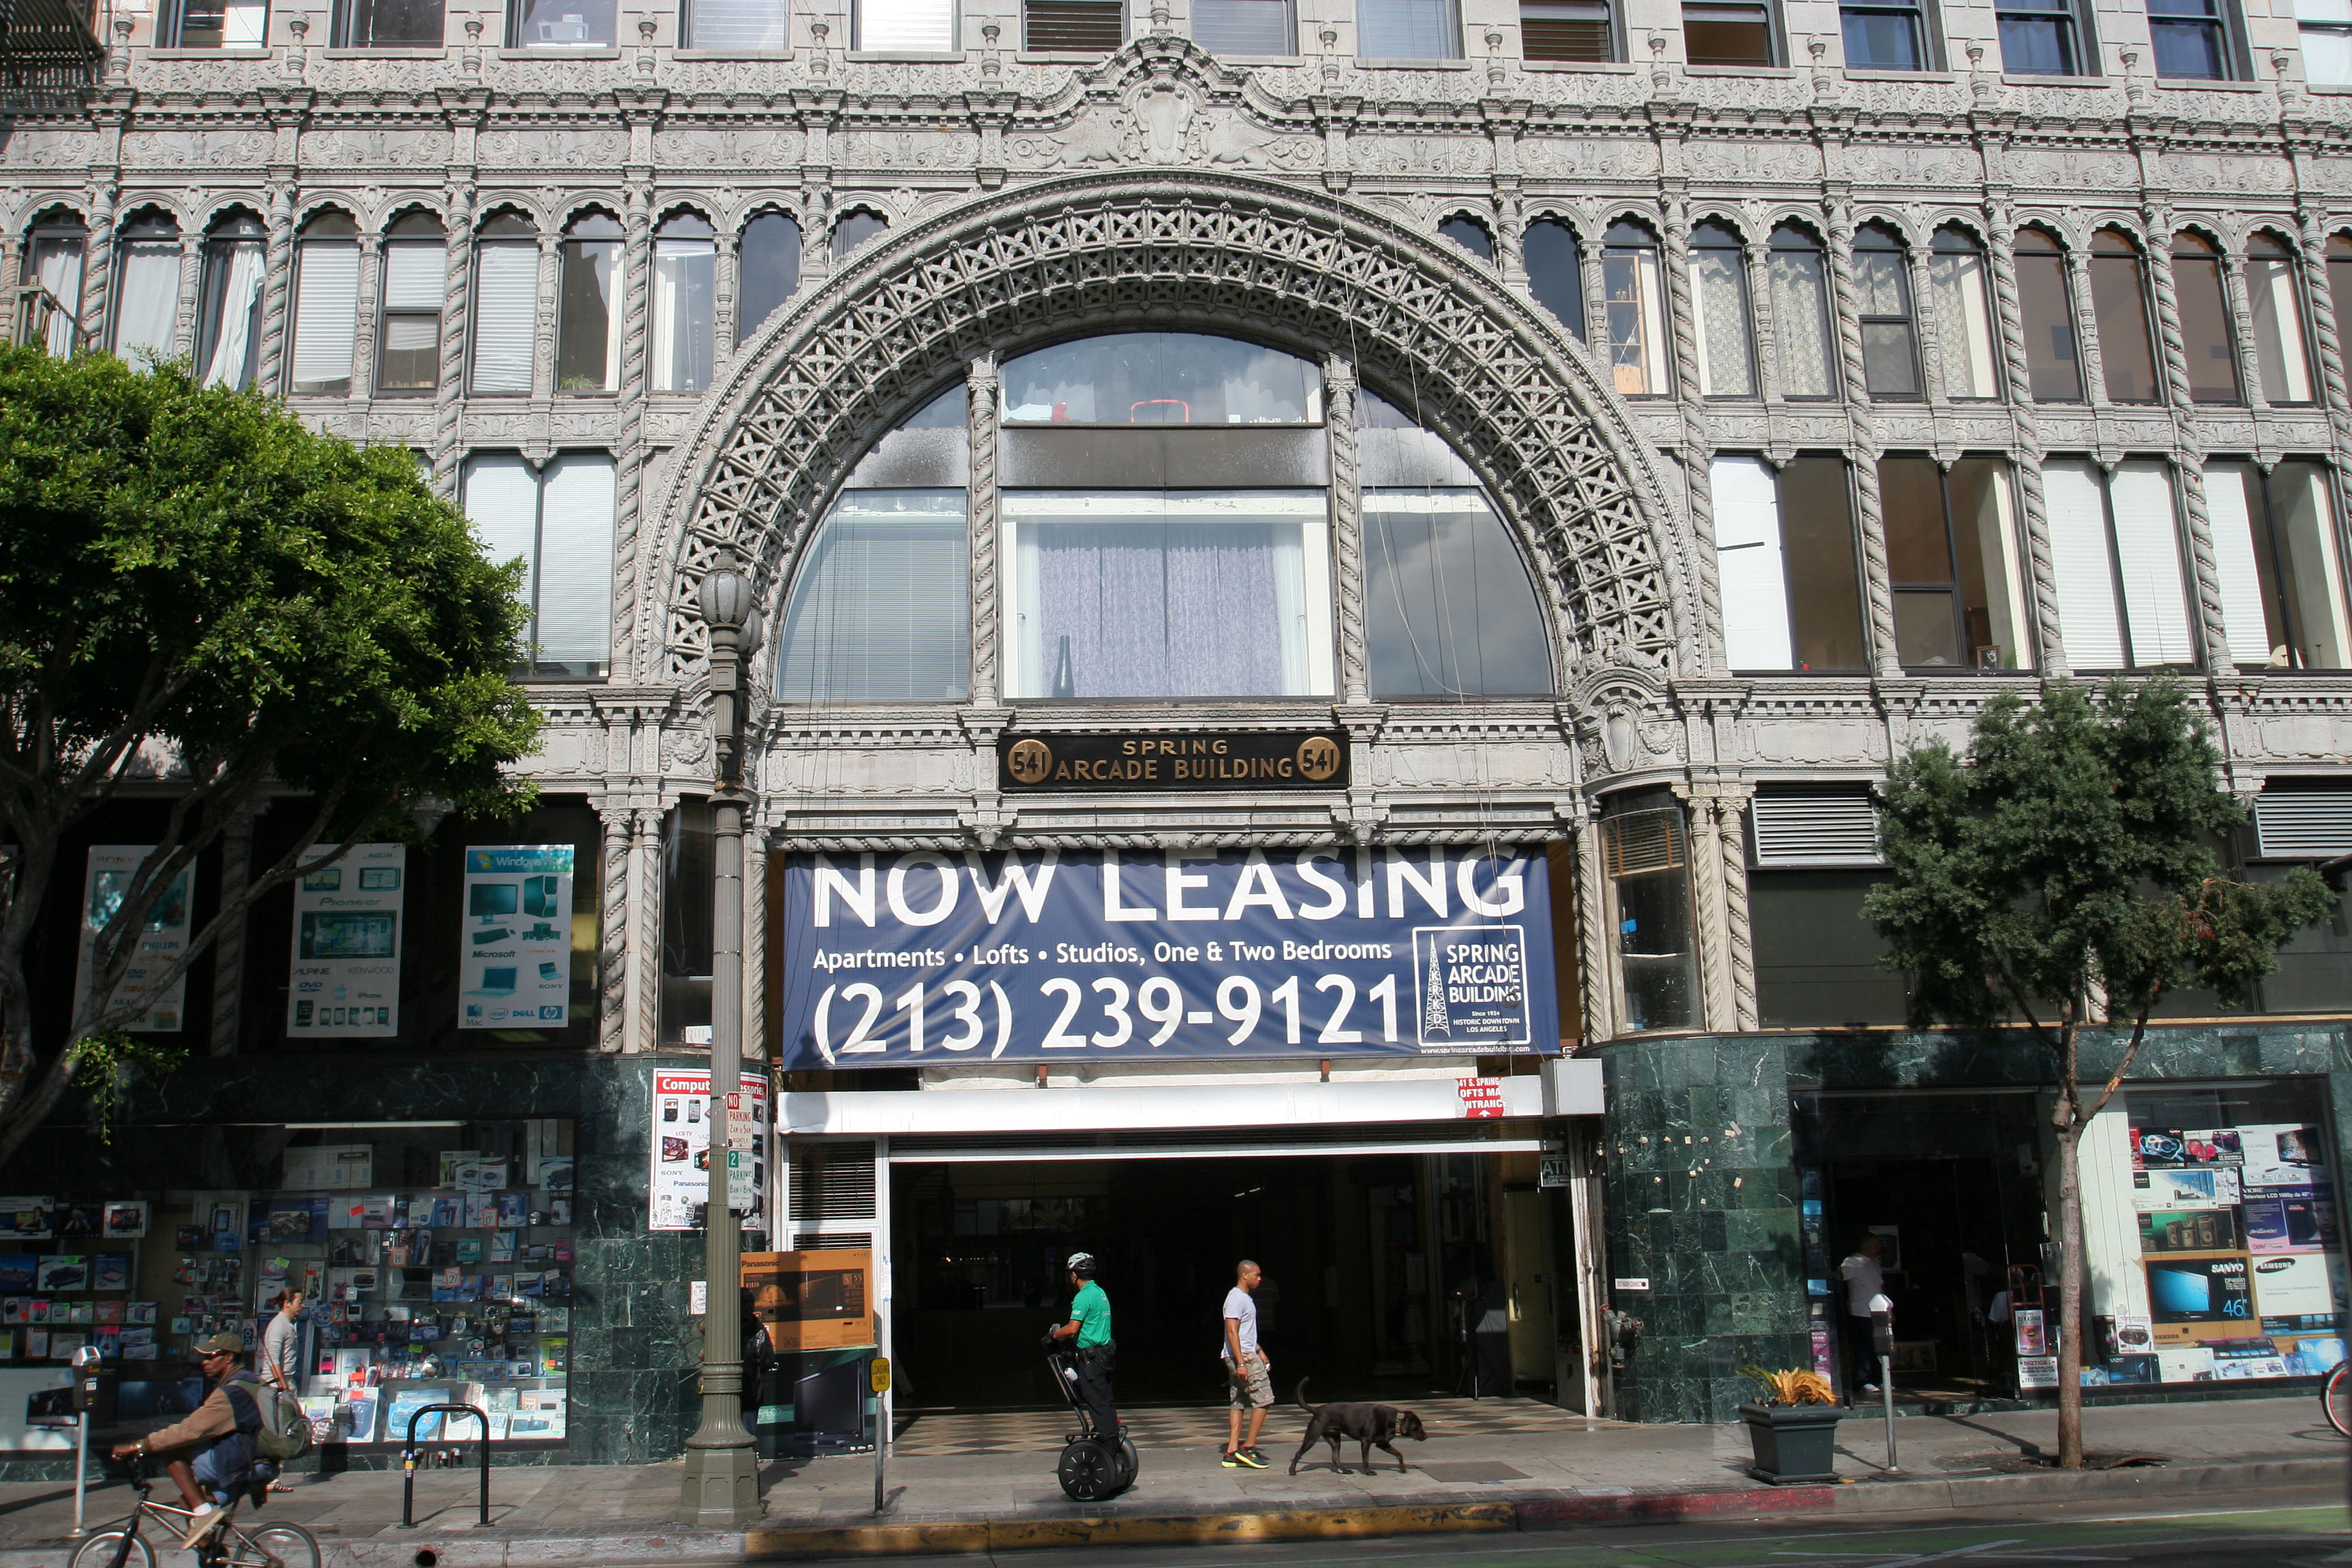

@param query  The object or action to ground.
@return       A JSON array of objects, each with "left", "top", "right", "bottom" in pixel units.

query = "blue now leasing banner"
[{"left": 778, "top": 848, "right": 1559, "bottom": 1069}]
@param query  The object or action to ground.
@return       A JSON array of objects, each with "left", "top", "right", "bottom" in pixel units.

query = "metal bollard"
[{"left": 397, "top": 1404, "right": 492, "bottom": 1529}]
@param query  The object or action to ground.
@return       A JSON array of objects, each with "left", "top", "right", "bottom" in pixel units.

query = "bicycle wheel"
[
  {"left": 68, "top": 1528, "right": 154, "bottom": 1568},
  {"left": 2324, "top": 1360, "right": 2352, "bottom": 1437},
  {"left": 235, "top": 1523, "right": 321, "bottom": 1568}
]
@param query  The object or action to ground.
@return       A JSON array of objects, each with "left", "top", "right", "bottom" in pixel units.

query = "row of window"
[
  {"left": 22, "top": 204, "right": 856, "bottom": 397},
  {"left": 144, "top": 0, "right": 2304, "bottom": 77},
  {"left": 1499, "top": 214, "right": 2335, "bottom": 409}
]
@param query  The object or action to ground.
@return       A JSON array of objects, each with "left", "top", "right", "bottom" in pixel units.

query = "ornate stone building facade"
[{"left": 6, "top": 0, "right": 2352, "bottom": 1447}]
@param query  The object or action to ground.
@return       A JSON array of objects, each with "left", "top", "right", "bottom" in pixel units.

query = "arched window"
[
  {"left": 1359, "top": 389, "right": 1554, "bottom": 696},
  {"left": 1523, "top": 217, "right": 1585, "bottom": 341},
  {"left": 471, "top": 208, "right": 539, "bottom": 397},
  {"left": 1767, "top": 223, "right": 1836, "bottom": 399},
  {"left": 110, "top": 210, "right": 181, "bottom": 365},
  {"left": 1439, "top": 214, "right": 1494, "bottom": 261},
  {"left": 2247, "top": 231, "right": 2315, "bottom": 404},
  {"left": 196, "top": 210, "right": 267, "bottom": 390},
  {"left": 831, "top": 208, "right": 888, "bottom": 263},
  {"left": 19, "top": 210, "right": 84, "bottom": 357},
  {"left": 736, "top": 209, "right": 802, "bottom": 346},
  {"left": 2170, "top": 231, "right": 2240, "bottom": 404},
  {"left": 1927, "top": 225, "right": 1999, "bottom": 399},
  {"left": 652, "top": 210, "right": 715, "bottom": 393},
  {"left": 1688, "top": 220, "right": 1753, "bottom": 398},
  {"left": 2012, "top": 226, "right": 2082, "bottom": 402},
  {"left": 777, "top": 393, "right": 972, "bottom": 704},
  {"left": 378, "top": 209, "right": 446, "bottom": 395},
  {"left": 288, "top": 209, "right": 359, "bottom": 397},
  {"left": 1601, "top": 218, "right": 1668, "bottom": 397},
  {"left": 2087, "top": 227, "right": 2160, "bottom": 404},
  {"left": 462, "top": 451, "right": 617, "bottom": 680},
  {"left": 557, "top": 210, "right": 623, "bottom": 393},
  {"left": 1852, "top": 223, "right": 1921, "bottom": 399},
  {"left": 1000, "top": 332, "right": 1320, "bottom": 424}
]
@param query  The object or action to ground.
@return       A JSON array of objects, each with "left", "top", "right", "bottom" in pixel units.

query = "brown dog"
[{"left": 1287, "top": 1379, "right": 1428, "bottom": 1474}]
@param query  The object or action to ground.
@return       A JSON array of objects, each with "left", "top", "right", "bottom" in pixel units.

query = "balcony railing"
[{"left": 1, "top": 0, "right": 104, "bottom": 110}]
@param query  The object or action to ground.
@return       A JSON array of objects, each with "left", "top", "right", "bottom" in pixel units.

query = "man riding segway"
[{"left": 1045, "top": 1251, "right": 1135, "bottom": 1499}]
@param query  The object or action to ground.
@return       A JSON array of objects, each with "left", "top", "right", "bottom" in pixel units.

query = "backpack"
[{"left": 223, "top": 1371, "right": 314, "bottom": 1463}]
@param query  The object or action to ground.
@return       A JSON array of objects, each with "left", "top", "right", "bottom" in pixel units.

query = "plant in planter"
[{"left": 1735, "top": 1367, "right": 1842, "bottom": 1484}]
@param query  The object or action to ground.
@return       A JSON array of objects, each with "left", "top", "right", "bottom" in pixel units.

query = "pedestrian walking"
[
  {"left": 1220, "top": 1259, "right": 1273, "bottom": 1469},
  {"left": 1838, "top": 1233, "right": 1886, "bottom": 1399}
]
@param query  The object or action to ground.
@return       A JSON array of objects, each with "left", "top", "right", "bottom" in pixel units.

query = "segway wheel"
[
  {"left": 1058, "top": 1438, "right": 1117, "bottom": 1501},
  {"left": 1115, "top": 1436, "right": 1140, "bottom": 1492}
]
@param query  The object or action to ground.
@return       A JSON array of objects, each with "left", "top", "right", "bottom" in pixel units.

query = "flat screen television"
[{"left": 470, "top": 883, "right": 519, "bottom": 919}]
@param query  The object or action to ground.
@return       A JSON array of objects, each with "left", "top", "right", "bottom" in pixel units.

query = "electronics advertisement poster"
[
  {"left": 75, "top": 846, "right": 192, "bottom": 1033},
  {"left": 457, "top": 847, "right": 574, "bottom": 1029},
  {"left": 779, "top": 847, "right": 1559, "bottom": 1069},
  {"left": 647, "top": 1071, "right": 768, "bottom": 1232},
  {"left": 287, "top": 843, "right": 406, "bottom": 1038}
]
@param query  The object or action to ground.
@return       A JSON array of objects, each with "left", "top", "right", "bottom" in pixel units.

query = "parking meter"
[
  {"left": 1868, "top": 1292, "right": 1897, "bottom": 1470},
  {"left": 72, "top": 1350, "right": 115, "bottom": 1426}
]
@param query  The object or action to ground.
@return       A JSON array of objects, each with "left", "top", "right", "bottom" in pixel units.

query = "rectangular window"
[
  {"left": 650, "top": 239, "right": 715, "bottom": 394},
  {"left": 196, "top": 240, "right": 265, "bottom": 391},
  {"left": 1602, "top": 242, "right": 1669, "bottom": 396},
  {"left": 1003, "top": 490, "right": 1335, "bottom": 699},
  {"left": 1928, "top": 246, "right": 2000, "bottom": 397},
  {"left": 1358, "top": 0, "right": 1459, "bottom": 54},
  {"left": 1364, "top": 489, "right": 1555, "bottom": 697},
  {"left": 1854, "top": 246, "right": 1921, "bottom": 397},
  {"left": 1769, "top": 242, "right": 1838, "bottom": 397},
  {"left": 661, "top": 797, "right": 715, "bottom": 1045},
  {"left": 2250, "top": 251, "right": 2316, "bottom": 404},
  {"left": 1840, "top": 0, "right": 1924, "bottom": 68},
  {"left": 111, "top": 242, "right": 179, "bottom": 365},
  {"left": 2147, "top": 0, "right": 2234, "bottom": 77},
  {"left": 1024, "top": 0, "right": 1123, "bottom": 48},
  {"left": 512, "top": 0, "right": 615, "bottom": 45},
  {"left": 1520, "top": 0, "right": 1611, "bottom": 58},
  {"left": 2042, "top": 457, "right": 2197, "bottom": 670},
  {"left": 332, "top": 0, "right": 442, "bottom": 45},
  {"left": 556, "top": 238, "right": 619, "bottom": 393},
  {"left": 2089, "top": 244, "right": 2162, "bottom": 404},
  {"left": 377, "top": 242, "right": 443, "bottom": 394},
  {"left": 2014, "top": 238, "right": 2083, "bottom": 401},
  {"left": 2300, "top": 0, "right": 2352, "bottom": 82},
  {"left": 2207, "top": 459, "right": 2352, "bottom": 670},
  {"left": 1710, "top": 454, "right": 1870, "bottom": 672},
  {"left": 287, "top": 240, "right": 359, "bottom": 396},
  {"left": 693, "top": 0, "right": 791, "bottom": 45},
  {"left": 1688, "top": 246, "right": 1754, "bottom": 398},
  {"left": 1195, "top": 0, "right": 1292, "bottom": 50},
  {"left": 1879, "top": 455, "right": 2034, "bottom": 671},
  {"left": 1682, "top": 0, "right": 1774, "bottom": 62},
  {"left": 1997, "top": 0, "right": 2086, "bottom": 71},
  {"left": 1601, "top": 800, "right": 1699, "bottom": 1034},
  {"left": 170, "top": 0, "right": 267, "bottom": 45},
  {"left": 470, "top": 243, "right": 538, "bottom": 396},
  {"left": 2172, "top": 240, "right": 2242, "bottom": 404},
  {"left": 1752, "top": 869, "right": 1910, "bottom": 1026},
  {"left": 461, "top": 452, "right": 615, "bottom": 680},
  {"left": 22, "top": 238, "right": 81, "bottom": 355},
  {"left": 2249, "top": 789, "right": 2352, "bottom": 1013},
  {"left": 777, "top": 491, "right": 972, "bottom": 704}
]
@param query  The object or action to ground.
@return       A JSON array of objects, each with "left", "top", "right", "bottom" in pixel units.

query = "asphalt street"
[{"left": 712, "top": 1490, "right": 2352, "bottom": 1568}]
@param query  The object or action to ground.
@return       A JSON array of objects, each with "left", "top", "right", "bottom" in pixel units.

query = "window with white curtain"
[
  {"left": 1709, "top": 453, "right": 1870, "bottom": 671},
  {"left": 470, "top": 211, "right": 539, "bottom": 396},
  {"left": 1688, "top": 220, "right": 1754, "bottom": 399},
  {"left": 1358, "top": 0, "right": 1460, "bottom": 55},
  {"left": 2247, "top": 231, "right": 2316, "bottom": 404},
  {"left": 651, "top": 212, "right": 715, "bottom": 394},
  {"left": 376, "top": 210, "right": 445, "bottom": 394},
  {"left": 1768, "top": 223, "right": 1837, "bottom": 399},
  {"left": 689, "top": 0, "right": 789, "bottom": 48},
  {"left": 853, "top": 0, "right": 954, "bottom": 48},
  {"left": 20, "top": 223, "right": 84, "bottom": 357},
  {"left": 195, "top": 212, "right": 267, "bottom": 391},
  {"left": 1004, "top": 490, "right": 1335, "bottom": 698},
  {"left": 1927, "top": 225, "right": 1999, "bottom": 399},
  {"left": 2207, "top": 459, "right": 2352, "bottom": 670},
  {"left": 110, "top": 213, "right": 180, "bottom": 366},
  {"left": 461, "top": 451, "right": 617, "bottom": 679},
  {"left": 1603, "top": 218, "right": 1669, "bottom": 397},
  {"left": 777, "top": 490, "right": 971, "bottom": 703},
  {"left": 2040, "top": 458, "right": 2198, "bottom": 670},
  {"left": 287, "top": 210, "right": 360, "bottom": 396}
]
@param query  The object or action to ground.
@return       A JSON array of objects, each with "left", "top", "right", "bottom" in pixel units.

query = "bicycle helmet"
[{"left": 1066, "top": 1252, "right": 1097, "bottom": 1278}]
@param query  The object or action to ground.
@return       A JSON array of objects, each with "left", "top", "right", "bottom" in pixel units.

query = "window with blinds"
[
  {"left": 471, "top": 242, "right": 538, "bottom": 395},
  {"left": 2206, "top": 459, "right": 2352, "bottom": 671},
  {"left": 651, "top": 215, "right": 715, "bottom": 393},
  {"left": 855, "top": 0, "right": 954, "bottom": 48},
  {"left": 377, "top": 232, "right": 444, "bottom": 394},
  {"left": 2254, "top": 789, "right": 2352, "bottom": 860},
  {"left": 2042, "top": 457, "right": 2198, "bottom": 670},
  {"left": 1194, "top": 0, "right": 1292, "bottom": 51},
  {"left": 288, "top": 238, "right": 359, "bottom": 396},
  {"left": 1024, "top": 0, "right": 1123, "bottom": 48},
  {"left": 689, "top": 0, "right": 789, "bottom": 47},
  {"left": 1603, "top": 808, "right": 1684, "bottom": 876},
  {"left": 777, "top": 490, "right": 970, "bottom": 704},
  {"left": 1751, "top": 793, "right": 1882, "bottom": 867},
  {"left": 462, "top": 451, "right": 615, "bottom": 680},
  {"left": 1358, "top": 0, "right": 1461, "bottom": 54}
]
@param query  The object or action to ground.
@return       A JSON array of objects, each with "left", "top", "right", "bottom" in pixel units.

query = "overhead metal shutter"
[
  {"left": 1751, "top": 793, "right": 1882, "bottom": 868},
  {"left": 2255, "top": 791, "right": 2352, "bottom": 860},
  {"left": 789, "top": 1141, "right": 876, "bottom": 1249}
]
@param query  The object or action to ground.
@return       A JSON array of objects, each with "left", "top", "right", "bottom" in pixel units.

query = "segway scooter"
[{"left": 1043, "top": 1334, "right": 1139, "bottom": 1501}]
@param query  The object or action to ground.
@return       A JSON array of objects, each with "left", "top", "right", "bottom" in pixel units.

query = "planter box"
[{"left": 1737, "top": 1400, "right": 1843, "bottom": 1484}]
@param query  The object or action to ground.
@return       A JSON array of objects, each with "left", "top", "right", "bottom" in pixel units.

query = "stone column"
[
  {"left": 351, "top": 233, "right": 382, "bottom": 410},
  {"left": 1573, "top": 816, "right": 1614, "bottom": 1044},
  {"left": 253, "top": 178, "right": 297, "bottom": 392},
  {"left": 172, "top": 232, "right": 203, "bottom": 361},
  {"left": 2221, "top": 253, "right": 2272, "bottom": 415},
  {"left": 966, "top": 355, "right": 1002, "bottom": 706},
  {"left": 0, "top": 233, "right": 18, "bottom": 344},
  {"left": 1906, "top": 241, "right": 1947, "bottom": 416},
  {"left": 80, "top": 181, "right": 118, "bottom": 357},
  {"left": 2173, "top": 456, "right": 2236, "bottom": 673},
  {"left": 634, "top": 803, "right": 666, "bottom": 1052},
  {"left": 532, "top": 231, "right": 561, "bottom": 402},
  {"left": 2297, "top": 208, "right": 2352, "bottom": 436},
  {"left": 610, "top": 180, "right": 655, "bottom": 681},
  {"left": 208, "top": 805, "right": 263, "bottom": 1058},
  {"left": 598, "top": 802, "right": 632, "bottom": 1054},
  {"left": 1984, "top": 211, "right": 2070, "bottom": 677},
  {"left": 1676, "top": 787, "right": 1734, "bottom": 1032},
  {"left": 1325, "top": 355, "right": 1370, "bottom": 704},
  {"left": 1746, "top": 241, "right": 1783, "bottom": 406},
  {"left": 713, "top": 227, "right": 739, "bottom": 359},
  {"left": 2063, "top": 244, "right": 2112, "bottom": 410},
  {"left": 742, "top": 831, "right": 768, "bottom": 1061},
  {"left": 1824, "top": 205, "right": 1901, "bottom": 677},
  {"left": 432, "top": 182, "right": 476, "bottom": 497},
  {"left": 1660, "top": 203, "right": 1704, "bottom": 406},
  {"left": 1579, "top": 234, "right": 1610, "bottom": 357}
]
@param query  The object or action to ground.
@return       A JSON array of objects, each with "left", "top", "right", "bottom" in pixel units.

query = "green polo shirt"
[{"left": 1070, "top": 1280, "right": 1112, "bottom": 1348}]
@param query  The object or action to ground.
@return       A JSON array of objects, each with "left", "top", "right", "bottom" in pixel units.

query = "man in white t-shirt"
[
  {"left": 1838, "top": 1235, "right": 1885, "bottom": 1398},
  {"left": 1220, "top": 1260, "right": 1273, "bottom": 1469}
]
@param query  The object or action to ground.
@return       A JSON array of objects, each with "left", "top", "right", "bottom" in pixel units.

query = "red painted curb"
[{"left": 1517, "top": 1485, "right": 1840, "bottom": 1527}]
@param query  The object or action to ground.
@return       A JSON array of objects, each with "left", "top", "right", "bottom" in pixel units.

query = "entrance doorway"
[{"left": 887, "top": 1149, "right": 1578, "bottom": 1411}]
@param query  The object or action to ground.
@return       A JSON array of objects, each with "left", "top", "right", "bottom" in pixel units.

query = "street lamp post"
[{"left": 678, "top": 548, "right": 765, "bottom": 1529}]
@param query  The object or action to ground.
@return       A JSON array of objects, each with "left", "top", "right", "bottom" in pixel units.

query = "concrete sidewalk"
[{"left": 0, "top": 1394, "right": 2339, "bottom": 1565}]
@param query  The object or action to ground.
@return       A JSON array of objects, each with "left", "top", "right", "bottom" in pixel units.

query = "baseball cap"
[{"left": 193, "top": 1331, "right": 245, "bottom": 1356}]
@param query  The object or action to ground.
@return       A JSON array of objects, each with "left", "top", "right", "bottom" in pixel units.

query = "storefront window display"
[{"left": 0, "top": 1119, "right": 576, "bottom": 1452}]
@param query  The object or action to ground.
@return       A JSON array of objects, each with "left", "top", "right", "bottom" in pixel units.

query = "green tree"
[
  {"left": 0, "top": 347, "right": 539, "bottom": 1163},
  {"left": 1863, "top": 679, "right": 2330, "bottom": 1468}
]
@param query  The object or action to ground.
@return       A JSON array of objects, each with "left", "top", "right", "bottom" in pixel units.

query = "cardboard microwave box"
[{"left": 742, "top": 1250, "right": 873, "bottom": 1352}]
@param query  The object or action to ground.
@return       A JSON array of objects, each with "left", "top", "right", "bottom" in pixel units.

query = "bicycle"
[
  {"left": 67, "top": 1456, "right": 320, "bottom": 1568},
  {"left": 2324, "top": 1358, "right": 2352, "bottom": 1437}
]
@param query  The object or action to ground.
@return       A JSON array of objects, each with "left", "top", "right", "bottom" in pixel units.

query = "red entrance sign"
[{"left": 1458, "top": 1077, "right": 1505, "bottom": 1119}]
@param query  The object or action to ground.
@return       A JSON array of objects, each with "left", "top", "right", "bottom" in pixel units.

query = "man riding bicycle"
[{"left": 109, "top": 1332, "right": 270, "bottom": 1550}]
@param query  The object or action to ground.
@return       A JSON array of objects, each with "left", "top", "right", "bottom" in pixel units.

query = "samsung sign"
[{"left": 778, "top": 849, "right": 1560, "bottom": 1069}]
